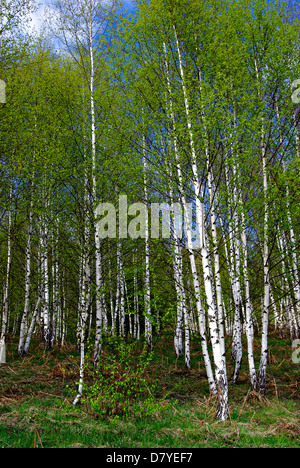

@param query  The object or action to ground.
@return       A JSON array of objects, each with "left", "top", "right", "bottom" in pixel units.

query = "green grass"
[{"left": 0, "top": 332, "right": 299, "bottom": 448}]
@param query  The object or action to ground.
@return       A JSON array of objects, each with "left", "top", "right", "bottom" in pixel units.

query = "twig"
[{"left": 34, "top": 429, "right": 44, "bottom": 449}]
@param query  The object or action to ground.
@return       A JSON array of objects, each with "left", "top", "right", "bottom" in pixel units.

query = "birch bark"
[
  {"left": 163, "top": 41, "right": 216, "bottom": 394},
  {"left": 143, "top": 135, "right": 152, "bottom": 351},
  {"left": 18, "top": 207, "right": 33, "bottom": 356},
  {"left": 258, "top": 128, "right": 270, "bottom": 396},
  {"left": 173, "top": 26, "right": 228, "bottom": 419},
  {"left": 89, "top": 18, "right": 104, "bottom": 368},
  {"left": 0, "top": 182, "right": 13, "bottom": 364}
]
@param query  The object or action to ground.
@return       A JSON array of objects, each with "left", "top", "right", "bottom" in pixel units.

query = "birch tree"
[
  {"left": 47, "top": 0, "right": 120, "bottom": 400},
  {"left": 0, "top": 181, "right": 13, "bottom": 363}
]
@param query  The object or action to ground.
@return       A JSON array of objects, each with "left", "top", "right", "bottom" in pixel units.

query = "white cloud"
[
  {"left": 25, "top": 0, "right": 134, "bottom": 36},
  {"left": 25, "top": 1, "right": 48, "bottom": 34}
]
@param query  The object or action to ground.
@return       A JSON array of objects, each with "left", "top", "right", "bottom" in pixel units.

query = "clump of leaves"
[{"left": 82, "top": 336, "right": 170, "bottom": 419}]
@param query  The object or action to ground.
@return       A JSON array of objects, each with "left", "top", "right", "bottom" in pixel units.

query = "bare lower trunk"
[
  {"left": 133, "top": 254, "right": 140, "bottom": 340},
  {"left": 258, "top": 143, "right": 270, "bottom": 396},
  {"left": 163, "top": 40, "right": 216, "bottom": 395},
  {"left": 241, "top": 211, "right": 258, "bottom": 390},
  {"left": 0, "top": 182, "right": 13, "bottom": 363},
  {"left": 41, "top": 220, "right": 50, "bottom": 350},
  {"left": 18, "top": 208, "right": 33, "bottom": 357},
  {"left": 24, "top": 296, "right": 42, "bottom": 355},
  {"left": 73, "top": 247, "right": 90, "bottom": 406},
  {"left": 143, "top": 135, "right": 152, "bottom": 351},
  {"left": 173, "top": 26, "right": 228, "bottom": 419}
]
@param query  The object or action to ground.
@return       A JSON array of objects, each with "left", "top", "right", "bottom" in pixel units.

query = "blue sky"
[{"left": 28, "top": 0, "right": 134, "bottom": 33}]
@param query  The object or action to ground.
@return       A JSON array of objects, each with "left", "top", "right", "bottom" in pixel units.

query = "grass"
[{"left": 0, "top": 331, "right": 299, "bottom": 448}]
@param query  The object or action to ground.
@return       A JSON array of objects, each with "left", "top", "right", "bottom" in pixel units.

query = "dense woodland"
[{"left": 0, "top": 0, "right": 299, "bottom": 422}]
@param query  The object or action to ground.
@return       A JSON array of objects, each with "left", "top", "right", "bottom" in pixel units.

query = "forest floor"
[{"left": 0, "top": 331, "right": 299, "bottom": 448}]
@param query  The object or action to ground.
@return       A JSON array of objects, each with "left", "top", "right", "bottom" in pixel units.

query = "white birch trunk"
[
  {"left": 163, "top": 41, "right": 216, "bottom": 393},
  {"left": 241, "top": 210, "right": 258, "bottom": 390},
  {"left": 73, "top": 246, "right": 90, "bottom": 406},
  {"left": 51, "top": 229, "right": 59, "bottom": 347},
  {"left": 178, "top": 247, "right": 191, "bottom": 369},
  {"left": 169, "top": 177, "right": 184, "bottom": 359},
  {"left": 277, "top": 231, "right": 298, "bottom": 340},
  {"left": 118, "top": 241, "right": 125, "bottom": 337},
  {"left": 198, "top": 68, "right": 226, "bottom": 359},
  {"left": 24, "top": 296, "right": 42, "bottom": 355},
  {"left": 41, "top": 219, "right": 50, "bottom": 350},
  {"left": 143, "top": 135, "right": 152, "bottom": 350},
  {"left": 0, "top": 182, "right": 13, "bottom": 363},
  {"left": 254, "top": 61, "right": 270, "bottom": 395},
  {"left": 115, "top": 249, "right": 120, "bottom": 336},
  {"left": 258, "top": 133, "right": 270, "bottom": 395},
  {"left": 74, "top": 165, "right": 91, "bottom": 405},
  {"left": 133, "top": 254, "right": 140, "bottom": 340},
  {"left": 18, "top": 207, "right": 33, "bottom": 356},
  {"left": 108, "top": 257, "right": 116, "bottom": 335},
  {"left": 230, "top": 163, "right": 243, "bottom": 384},
  {"left": 173, "top": 28, "right": 228, "bottom": 419},
  {"left": 89, "top": 24, "right": 104, "bottom": 367}
]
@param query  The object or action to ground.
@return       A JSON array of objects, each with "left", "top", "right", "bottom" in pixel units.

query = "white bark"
[
  {"left": 73, "top": 242, "right": 90, "bottom": 406},
  {"left": 41, "top": 219, "right": 50, "bottom": 349},
  {"left": 143, "top": 135, "right": 152, "bottom": 350},
  {"left": 18, "top": 208, "right": 33, "bottom": 356},
  {"left": 277, "top": 231, "right": 298, "bottom": 340},
  {"left": 198, "top": 69, "right": 226, "bottom": 359},
  {"left": 0, "top": 337, "right": 6, "bottom": 364},
  {"left": 117, "top": 241, "right": 125, "bottom": 337},
  {"left": 74, "top": 166, "right": 91, "bottom": 405},
  {"left": 0, "top": 182, "right": 13, "bottom": 360},
  {"left": 89, "top": 19, "right": 104, "bottom": 368},
  {"left": 24, "top": 296, "right": 41, "bottom": 355},
  {"left": 173, "top": 26, "right": 228, "bottom": 419},
  {"left": 51, "top": 228, "right": 59, "bottom": 348},
  {"left": 163, "top": 41, "right": 216, "bottom": 393},
  {"left": 258, "top": 132, "right": 270, "bottom": 395},
  {"left": 241, "top": 210, "right": 258, "bottom": 390},
  {"left": 133, "top": 253, "right": 140, "bottom": 340},
  {"left": 108, "top": 256, "right": 116, "bottom": 335},
  {"left": 230, "top": 162, "right": 243, "bottom": 384},
  {"left": 169, "top": 174, "right": 184, "bottom": 360}
]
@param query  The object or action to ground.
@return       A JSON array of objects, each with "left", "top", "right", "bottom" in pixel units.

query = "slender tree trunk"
[
  {"left": 163, "top": 41, "right": 216, "bottom": 394},
  {"left": 74, "top": 166, "right": 91, "bottom": 405},
  {"left": 258, "top": 129, "right": 270, "bottom": 396},
  {"left": 169, "top": 176, "right": 183, "bottom": 359},
  {"left": 51, "top": 228, "right": 59, "bottom": 348},
  {"left": 173, "top": 246, "right": 184, "bottom": 360},
  {"left": 73, "top": 242, "right": 90, "bottom": 406},
  {"left": 241, "top": 210, "right": 258, "bottom": 390},
  {"left": 24, "top": 295, "right": 42, "bottom": 355},
  {"left": 133, "top": 253, "right": 140, "bottom": 340},
  {"left": 198, "top": 68, "right": 226, "bottom": 359},
  {"left": 18, "top": 207, "right": 33, "bottom": 357},
  {"left": 41, "top": 219, "right": 50, "bottom": 350},
  {"left": 90, "top": 25, "right": 104, "bottom": 367},
  {"left": 117, "top": 241, "right": 125, "bottom": 337},
  {"left": 178, "top": 246, "right": 191, "bottom": 369},
  {"left": 108, "top": 256, "right": 115, "bottom": 335},
  {"left": 143, "top": 135, "right": 152, "bottom": 351},
  {"left": 173, "top": 26, "right": 228, "bottom": 420},
  {"left": 277, "top": 230, "right": 298, "bottom": 340},
  {"left": 0, "top": 182, "right": 13, "bottom": 364}
]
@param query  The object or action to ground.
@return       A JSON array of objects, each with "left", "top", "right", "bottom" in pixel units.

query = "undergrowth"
[{"left": 0, "top": 332, "right": 299, "bottom": 448}]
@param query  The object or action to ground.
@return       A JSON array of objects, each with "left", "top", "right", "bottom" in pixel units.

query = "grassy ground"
[{"left": 0, "top": 331, "right": 299, "bottom": 448}]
